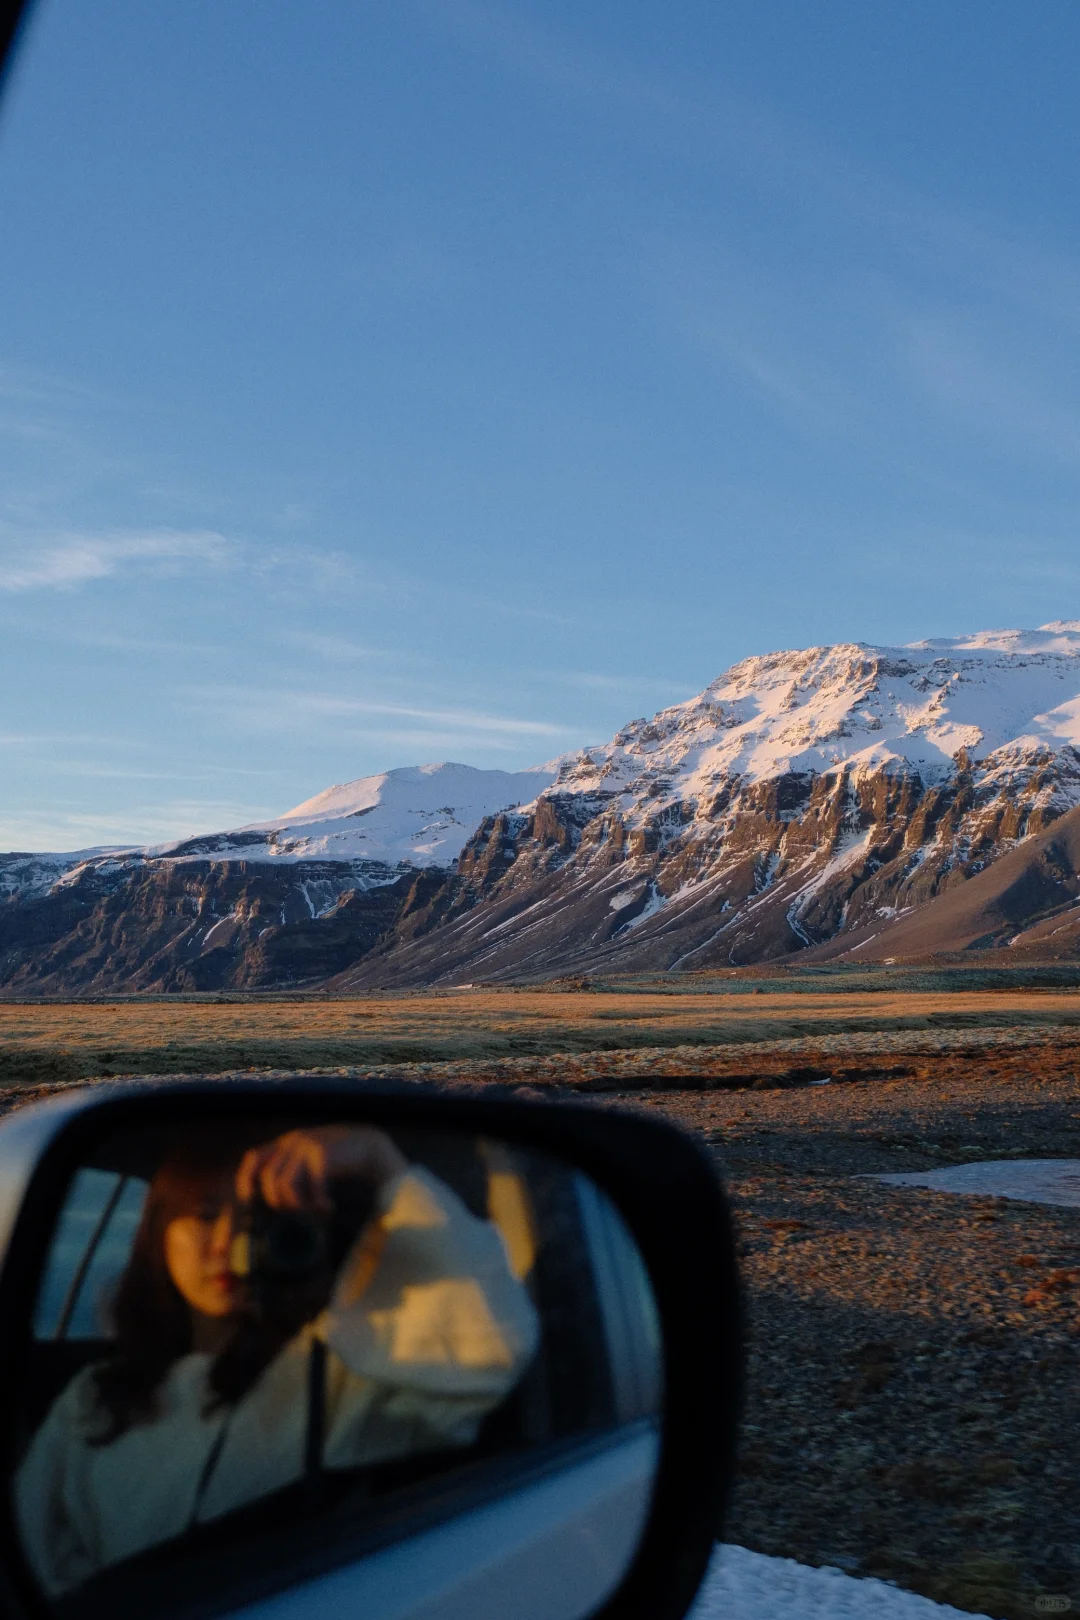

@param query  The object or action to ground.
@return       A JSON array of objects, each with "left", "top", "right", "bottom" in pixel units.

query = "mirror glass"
[{"left": 11, "top": 1112, "right": 662, "bottom": 1620}]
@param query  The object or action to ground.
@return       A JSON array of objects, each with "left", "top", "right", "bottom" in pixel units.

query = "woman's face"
[{"left": 163, "top": 1173, "right": 243, "bottom": 1319}]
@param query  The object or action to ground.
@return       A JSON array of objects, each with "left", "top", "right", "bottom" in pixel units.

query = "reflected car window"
[{"left": 34, "top": 1169, "right": 148, "bottom": 1341}]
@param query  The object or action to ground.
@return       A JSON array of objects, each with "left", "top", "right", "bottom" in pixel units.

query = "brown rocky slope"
[{"left": 331, "top": 754, "right": 1080, "bottom": 986}]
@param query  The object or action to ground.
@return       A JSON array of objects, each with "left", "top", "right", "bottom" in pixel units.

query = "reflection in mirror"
[{"left": 13, "top": 1115, "right": 662, "bottom": 1620}]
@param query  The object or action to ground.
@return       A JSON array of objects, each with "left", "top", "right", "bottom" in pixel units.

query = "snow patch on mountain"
[
  {"left": 0, "top": 848, "right": 135, "bottom": 900},
  {"left": 787, "top": 827, "right": 876, "bottom": 924},
  {"left": 142, "top": 762, "right": 558, "bottom": 871},
  {"left": 547, "top": 625, "right": 1080, "bottom": 831}
]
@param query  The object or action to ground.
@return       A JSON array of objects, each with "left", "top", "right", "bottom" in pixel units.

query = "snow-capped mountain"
[
  {"left": 554, "top": 623, "right": 1080, "bottom": 804},
  {"left": 144, "top": 762, "right": 558, "bottom": 870},
  {"left": 7, "top": 626, "right": 1080, "bottom": 992},
  {"left": 334, "top": 625, "right": 1080, "bottom": 986},
  {"left": 0, "top": 763, "right": 555, "bottom": 991}
]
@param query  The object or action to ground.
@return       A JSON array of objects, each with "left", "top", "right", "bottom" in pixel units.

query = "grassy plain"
[{"left": 1, "top": 969, "right": 1080, "bottom": 1084}]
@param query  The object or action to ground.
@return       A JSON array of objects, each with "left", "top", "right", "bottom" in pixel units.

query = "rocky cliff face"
[
  {"left": 8, "top": 626, "right": 1080, "bottom": 992},
  {"left": 334, "top": 627, "right": 1080, "bottom": 985},
  {"left": 332, "top": 752, "right": 1080, "bottom": 985},
  {"left": 0, "top": 858, "right": 415, "bottom": 992},
  {"left": 0, "top": 764, "right": 552, "bottom": 992}
]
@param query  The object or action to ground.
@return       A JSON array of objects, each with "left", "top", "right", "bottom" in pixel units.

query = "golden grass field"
[{"left": 2, "top": 982, "right": 1080, "bottom": 1083}]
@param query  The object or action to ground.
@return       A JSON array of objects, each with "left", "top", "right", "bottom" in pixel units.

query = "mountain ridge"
[{"left": 7, "top": 624, "right": 1080, "bottom": 990}]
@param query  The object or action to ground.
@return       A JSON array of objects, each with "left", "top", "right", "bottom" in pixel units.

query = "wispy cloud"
[
  {"left": 436, "top": 584, "right": 577, "bottom": 628},
  {"left": 0, "top": 362, "right": 123, "bottom": 411},
  {"left": 0, "top": 730, "right": 136, "bottom": 748},
  {"left": 0, "top": 528, "right": 238, "bottom": 592},
  {"left": 298, "top": 696, "right": 566, "bottom": 736},
  {"left": 30, "top": 765, "right": 222, "bottom": 783},
  {"left": 282, "top": 631, "right": 400, "bottom": 663},
  {"left": 418, "top": 0, "right": 680, "bottom": 122},
  {"left": 429, "top": 1, "right": 1080, "bottom": 486},
  {"left": 673, "top": 286, "right": 860, "bottom": 440},
  {"left": 187, "top": 685, "right": 569, "bottom": 747},
  {"left": 905, "top": 316, "right": 1080, "bottom": 468},
  {"left": 64, "top": 629, "right": 224, "bottom": 656},
  {"left": 553, "top": 670, "right": 694, "bottom": 698}
]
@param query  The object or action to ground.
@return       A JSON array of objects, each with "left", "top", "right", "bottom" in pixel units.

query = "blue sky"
[{"left": 3, "top": 1, "right": 1080, "bottom": 848}]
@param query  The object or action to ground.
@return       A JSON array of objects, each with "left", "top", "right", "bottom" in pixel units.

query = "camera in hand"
[{"left": 229, "top": 1200, "right": 329, "bottom": 1294}]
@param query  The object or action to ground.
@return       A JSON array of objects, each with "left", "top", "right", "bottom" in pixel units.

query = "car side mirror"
[{"left": 0, "top": 1079, "right": 741, "bottom": 1620}]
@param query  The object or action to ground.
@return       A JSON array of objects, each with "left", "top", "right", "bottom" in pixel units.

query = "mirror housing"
[{"left": 0, "top": 1079, "right": 741, "bottom": 1620}]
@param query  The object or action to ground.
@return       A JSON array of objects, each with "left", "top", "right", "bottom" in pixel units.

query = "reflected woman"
[{"left": 16, "top": 1126, "right": 539, "bottom": 1597}]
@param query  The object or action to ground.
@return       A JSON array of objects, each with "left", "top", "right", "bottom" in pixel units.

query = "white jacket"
[{"left": 17, "top": 1167, "right": 539, "bottom": 1597}]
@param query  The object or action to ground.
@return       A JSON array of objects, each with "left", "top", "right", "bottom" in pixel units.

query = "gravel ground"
[
  {"left": 3, "top": 1033, "right": 1079, "bottom": 1618},
  {"left": 632, "top": 1044, "right": 1080, "bottom": 1620}
]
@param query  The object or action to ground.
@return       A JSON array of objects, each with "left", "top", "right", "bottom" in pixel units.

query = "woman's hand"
[{"left": 235, "top": 1127, "right": 407, "bottom": 1213}]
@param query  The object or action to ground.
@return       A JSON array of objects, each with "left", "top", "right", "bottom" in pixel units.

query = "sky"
[{"left": 2, "top": 1, "right": 1080, "bottom": 849}]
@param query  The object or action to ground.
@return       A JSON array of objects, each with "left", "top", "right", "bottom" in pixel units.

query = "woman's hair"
[{"left": 90, "top": 1130, "right": 332, "bottom": 1445}]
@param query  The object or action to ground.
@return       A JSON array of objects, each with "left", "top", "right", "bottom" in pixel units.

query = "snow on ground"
[
  {"left": 873, "top": 1158, "right": 1080, "bottom": 1207},
  {"left": 689, "top": 1545, "right": 988, "bottom": 1620}
]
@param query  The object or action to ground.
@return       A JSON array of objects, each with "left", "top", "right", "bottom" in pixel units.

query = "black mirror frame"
[
  {"left": 0, "top": 0, "right": 35, "bottom": 102},
  {"left": 0, "top": 1078, "right": 742, "bottom": 1620}
]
